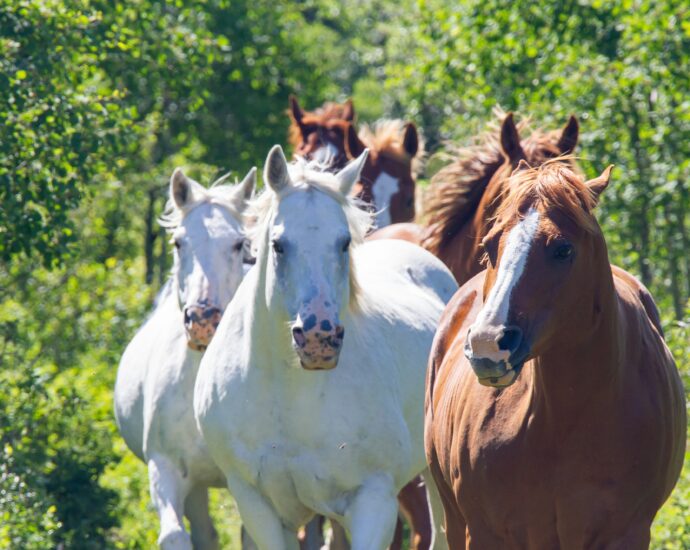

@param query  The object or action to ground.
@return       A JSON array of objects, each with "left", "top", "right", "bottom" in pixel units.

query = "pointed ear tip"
[{"left": 171, "top": 167, "right": 185, "bottom": 182}]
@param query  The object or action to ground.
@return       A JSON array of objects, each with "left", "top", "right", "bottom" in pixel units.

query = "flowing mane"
[
  {"left": 358, "top": 119, "right": 426, "bottom": 176},
  {"left": 421, "top": 110, "right": 571, "bottom": 256},
  {"left": 492, "top": 159, "right": 598, "bottom": 235},
  {"left": 248, "top": 157, "right": 374, "bottom": 308},
  {"left": 159, "top": 173, "right": 244, "bottom": 230}
]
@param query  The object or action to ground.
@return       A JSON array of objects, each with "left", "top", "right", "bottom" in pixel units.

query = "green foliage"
[
  {"left": 0, "top": 0, "right": 135, "bottom": 267},
  {"left": 0, "top": 0, "right": 688, "bottom": 547}
]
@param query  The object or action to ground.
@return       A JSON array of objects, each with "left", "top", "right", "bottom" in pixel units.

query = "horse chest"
[
  {"left": 217, "top": 365, "right": 410, "bottom": 509},
  {"left": 451, "top": 397, "right": 667, "bottom": 548}
]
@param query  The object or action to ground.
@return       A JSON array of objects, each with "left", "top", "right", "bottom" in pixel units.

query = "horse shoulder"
[
  {"left": 424, "top": 273, "right": 484, "bottom": 473},
  {"left": 115, "top": 289, "right": 184, "bottom": 460}
]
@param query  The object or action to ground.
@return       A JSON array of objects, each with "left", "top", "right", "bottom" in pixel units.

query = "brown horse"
[
  {"left": 346, "top": 119, "right": 422, "bottom": 226},
  {"left": 370, "top": 111, "right": 579, "bottom": 284},
  {"left": 288, "top": 95, "right": 422, "bottom": 227},
  {"left": 425, "top": 160, "right": 686, "bottom": 549},
  {"left": 288, "top": 95, "right": 355, "bottom": 170}
]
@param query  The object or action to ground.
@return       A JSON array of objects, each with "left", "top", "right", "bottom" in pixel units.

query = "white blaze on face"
[
  {"left": 372, "top": 172, "right": 400, "bottom": 228},
  {"left": 312, "top": 142, "right": 340, "bottom": 165},
  {"left": 468, "top": 208, "right": 540, "bottom": 362}
]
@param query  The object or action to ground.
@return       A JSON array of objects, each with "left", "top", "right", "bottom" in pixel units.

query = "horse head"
[
  {"left": 346, "top": 120, "right": 421, "bottom": 227},
  {"left": 288, "top": 95, "right": 354, "bottom": 169},
  {"left": 164, "top": 166, "right": 256, "bottom": 351},
  {"left": 259, "top": 145, "right": 371, "bottom": 370},
  {"left": 464, "top": 161, "right": 613, "bottom": 387}
]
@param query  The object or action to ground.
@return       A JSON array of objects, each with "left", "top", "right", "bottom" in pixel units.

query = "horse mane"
[
  {"left": 287, "top": 101, "right": 353, "bottom": 149},
  {"left": 421, "top": 109, "right": 570, "bottom": 255},
  {"left": 493, "top": 158, "right": 598, "bottom": 235},
  {"left": 159, "top": 172, "right": 244, "bottom": 231},
  {"left": 358, "top": 119, "right": 426, "bottom": 176},
  {"left": 247, "top": 157, "right": 374, "bottom": 309}
]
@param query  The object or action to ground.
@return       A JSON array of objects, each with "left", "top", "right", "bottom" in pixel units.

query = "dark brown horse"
[
  {"left": 369, "top": 112, "right": 579, "bottom": 284},
  {"left": 346, "top": 120, "right": 422, "bottom": 226},
  {"left": 288, "top": 95, "right": 355, "bottom": 170},
  {"left": 288, "top": 95, "right": 422, "bottom": 228},
  {"left": 425, "top": 160, "right": 686, "bottom": 549}
]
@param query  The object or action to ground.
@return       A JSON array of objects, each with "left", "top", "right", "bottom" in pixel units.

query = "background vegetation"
[{"left": 0, "top": 0, "right": 688, "bottom": 547}]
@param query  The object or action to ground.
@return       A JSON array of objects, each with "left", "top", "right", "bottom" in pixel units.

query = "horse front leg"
[
  {"left": 397, "top": 475, "right": 433, "bottom": 550},
  {"left": 184, "top": 485, "right": 219, "bottom": 550},
  {"left": 226, "top": 473, "right": 299, "bottom": 550},
  {"left": 148, "top": 454, "right": 192, "bottom": 550},
  {"left": 343, "top": 474, "right": 399, "bottom": 550}
]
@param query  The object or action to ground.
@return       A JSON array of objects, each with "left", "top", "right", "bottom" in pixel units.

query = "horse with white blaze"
[
  {"left": 114, "top": 166, "right": 255, "bottom": 549},
  {"left": 193, "top": 146, "right": 458, "bottom": 550}
]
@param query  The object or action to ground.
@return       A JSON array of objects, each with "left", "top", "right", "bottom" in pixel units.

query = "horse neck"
[
  {"left": 246, "top": 242, "right": 295, "bottom": 370},
  {"left": 530, "top": 244, "right": 622, "bottom": 424}
]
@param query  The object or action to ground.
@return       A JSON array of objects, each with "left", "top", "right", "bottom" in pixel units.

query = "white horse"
[
  {"left": 194, "top": 146, "right": 457, "bottom": 550},
  {"left": 114, "top": 166, "right": 255, "bottom": 549}
]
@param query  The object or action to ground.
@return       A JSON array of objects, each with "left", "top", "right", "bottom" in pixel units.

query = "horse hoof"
[{"left": 159, "top": 529, "right": 193, "bottom": 550}]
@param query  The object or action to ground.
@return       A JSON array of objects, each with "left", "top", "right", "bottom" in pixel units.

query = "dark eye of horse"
[
  {"left": 233, "top": 239, "right": 245, "bottom": 253},
  {"left": 272, "top": 240, "right": 284, "bottom": 254},
  {"left": 554, "top": 243, "right": 574, "bottom": 261},
  {"left": 174, "top": 239, "right": 182, "bottom": 250},
  {"left": 406, "top": 197, "right": 414, "bottom": 208},
  {"left": 342, "top": 237, "right": 351, "bottom": 252}
]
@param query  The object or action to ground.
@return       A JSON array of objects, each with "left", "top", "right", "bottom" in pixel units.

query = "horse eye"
[
  {"left": 554, "top": 243, "right": 574, "bottom": 261},
  {"left": 174, "top": 239, "right": 182, "bottom": 250},
  {"left": 341, "top": 237, "right": 351, "bottom": 252},
  {"left": 233, "top": 239, "right": 245, "bottom": 253},
  {"left": 406, "top": 197, "right": 414, "bottom": 208},
  {"left": 272, "top": 240, "right": 284, "bottom": 254}
]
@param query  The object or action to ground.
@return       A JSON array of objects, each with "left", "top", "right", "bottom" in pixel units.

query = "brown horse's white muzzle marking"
[
  {"left": 291, "top": 311, "right": 345, "bottom": 371},
  {"left": 183, "top": 305, "right": 223, "bottom": 351},
  {"left": 465, "top": 324, "right": 525, "bottom": 387}
]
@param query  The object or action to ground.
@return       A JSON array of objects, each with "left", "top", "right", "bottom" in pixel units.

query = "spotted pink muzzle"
[
  {"left": 291, "top": 304, "right": 345, "bottom": 371},
  {"left": 183, "top": 305, "right": 223, "bottom": 352}
]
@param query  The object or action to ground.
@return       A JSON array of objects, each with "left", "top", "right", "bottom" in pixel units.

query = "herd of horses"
[{"left": 114, "top": 96, "right": 687, "bottom": 550}]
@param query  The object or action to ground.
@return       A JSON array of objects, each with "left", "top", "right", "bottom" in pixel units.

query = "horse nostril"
[
  {"left": 292, "top": 326, "right": 306, "bottom": 348},
  {"left": 498, "top": 326, "right": 523, "bottom": 354}
]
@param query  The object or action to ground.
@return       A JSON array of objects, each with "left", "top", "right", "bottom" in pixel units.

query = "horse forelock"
[
  {"left": 421, "top": 111, "right": 579, "bottom": 255},
  {"left": 358, "top": 119, "right": 426, "bottom": 177},
  {"left": 159, "top": 174, "right": 245, "bottom": 232},
  {"left": 492, "top": 158, "right": 598, "bottom": 236}
]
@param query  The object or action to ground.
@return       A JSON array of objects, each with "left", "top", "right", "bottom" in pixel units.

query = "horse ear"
[
  {"left": 500, "top": 112, "right": 526, "bottom": 164},
  {"left": 171, "top": 168, "right": 203, "bottom": 209},
  {"left": 232, "top": 167, "right": 256, "bottom": 210},
  {"left": 511, "top": 159, "right": 532, "bottom": 175},
  {"left": 403, "top": 122, "right": 419, "bottom": 157},
  {"left": 264, "top": 145, "right": 292, "bottom": 193},
  {"left": 342, "top": 98, "right": 355, "bottom": 122},
  {"left": 345, "top": 124, "right": 366, "bottom": 159},
  {"left": 557, "top": 115, "right": 579, "bottom": 155},
  {"left": 586, "top": 165, "right": 614, "bottom": 203},
  {"left": 289, "top": 95, "right": 304, "bottom": 124},
  {"left": 336, "top": 149, "right": 369, "bottom": 195}
]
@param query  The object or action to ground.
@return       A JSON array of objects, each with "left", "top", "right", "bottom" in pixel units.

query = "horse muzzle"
[
  {"left": 291, "top": 314, "right": 345, "bottom": 371},
  {"left": 183, "top": 304, "right": 223, "bottom": 351},
  {"left": 464, "top": 325, "right": 529, "bottom": 388}
]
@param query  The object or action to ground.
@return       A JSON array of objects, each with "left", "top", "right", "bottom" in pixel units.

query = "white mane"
[
  {"left": 159, "top": 172, "right": 244, "bottom": 231},
  {"left": 247, "top": 157, "right": 374, "bottom": 255}
]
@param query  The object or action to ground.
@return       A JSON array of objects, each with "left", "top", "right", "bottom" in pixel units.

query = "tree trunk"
[
  {"left": 144, "top": 188, "right": 158, "bottom": 285},
  {"left": 627, "top": 102, "right": 652, "bottom": 288},
  {"left": 663, "top": 203, "right": 683, "bottom": 320}
]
